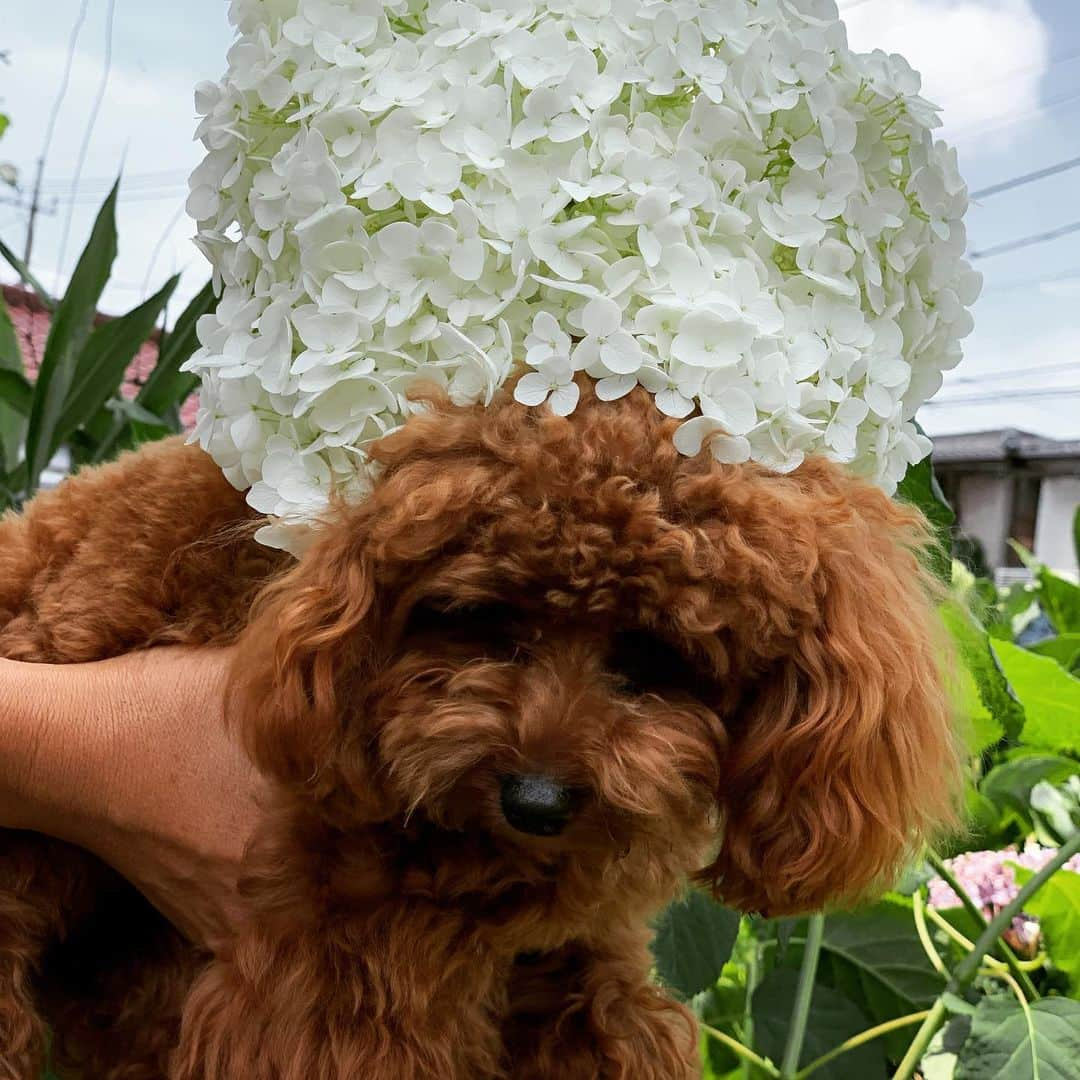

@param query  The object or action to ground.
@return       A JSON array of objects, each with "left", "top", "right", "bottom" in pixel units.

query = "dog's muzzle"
[{"left": 500, "top": 774, "right": 575, "bottom": 837}]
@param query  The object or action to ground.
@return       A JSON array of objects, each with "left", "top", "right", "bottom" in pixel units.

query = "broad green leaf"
[
  {"left": 0, "top": 287, "right": 25, "bottom": 470},
  {"left": 24, "top": 182, "right": 119, "bottom": 492},
  {"left": 898, "top": 453, "right": 956, "bottom": 582},
  {"left": 776, "top": 897, "right": 945, "bottom": 1059},
  {"left": 0, "top": 369, "right": 32, "bottom": 415},
  {"left": 54, "top": 274, "right": 179, "bottom": 444},
  {"left": 942, "top": 603, "right": 1021, "bottom": 746},
  {"left": 751, "top": 968, "right": 886, "bottom": 1080},
  {"left": 653, "top": 890, "right": 741, "bottom": 999},
  {"left": 1028, "top": 779, "right": 1080, "bottom": 847},
  {"left": 137, "top": 280, "right": 214, "bottom": 418},
  {"left": 1029, "top": 635, "right": 1080, "bottom": 674},
  {"left": 980, "top": 755, "right": 1080, "bottom": 837},
  {"left": 1074, "top": 507, "right": 1079, "bottom": 573},
  {"left": 0, "top": 236, "right": 56, "bottom": 311},
  {"left": 954, "top": 996, "right": 1080, "bottom": 1079},
  {"left": 1039, "top": 569, "right": 1080, "bottom": 636},
  {"left": 991, "top": 640, "right": 1080, "bottom": 752}
]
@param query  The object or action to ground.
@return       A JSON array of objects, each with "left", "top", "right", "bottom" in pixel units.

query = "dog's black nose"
[{"left": 500, "top": 775, "right": 575, "bottom": 837}]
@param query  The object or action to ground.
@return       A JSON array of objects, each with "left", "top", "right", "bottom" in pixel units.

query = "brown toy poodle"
[{"left": 0, "top": 383, "right": 960, "bottom": 1079}]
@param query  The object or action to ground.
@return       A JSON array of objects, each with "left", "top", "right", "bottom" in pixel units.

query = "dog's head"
[{"left": 231, "top": 383, "right": 960, "bottom": 933}]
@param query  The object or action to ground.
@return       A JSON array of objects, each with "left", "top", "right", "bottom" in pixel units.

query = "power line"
[
  {"left": 23, "top": 0, "right": 91, "bottom": 271},
  {"left": 926, "top": 387, "right": 1080, "bottom": 407},
  {"left": 980, "top": 267, "right": 1080, "bottom": 295},
  {"left": 950, "top": 87, "right": 1080, "bottom": 143},
  {"left": 37, "top": 168, "right": 190, "bottom": 194},
  {"left": 970, "top": 156, "right": 1080, "bottom": 201},
  {"left": 55, "top": 0, "right": 119, "bottom": 283},
  {"left": 946, "top": 360, "right": 1080, "bottom": 387},
  {"left": 970, "top": 221, "right": 1080, "bottom": 261}
]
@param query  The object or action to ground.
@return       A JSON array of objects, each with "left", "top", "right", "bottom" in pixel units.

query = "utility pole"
[{"left": 22, "top": 156, "right": 45, "bottom": 275}]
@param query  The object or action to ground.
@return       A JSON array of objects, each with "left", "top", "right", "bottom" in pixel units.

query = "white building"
[{"left": 933, "top": 430, "right": 1080, "bottom": 580}]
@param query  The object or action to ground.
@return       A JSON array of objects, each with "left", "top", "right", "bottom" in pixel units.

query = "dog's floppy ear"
[
  {"left": 228, "top": 512, "right": 384, "bottom": 813},
  {"left": 700, "top": 461, "right": 962, "bottom": 916}
]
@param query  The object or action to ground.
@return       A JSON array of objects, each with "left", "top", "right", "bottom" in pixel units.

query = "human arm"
[{"left": 0, "top": 648, "right": 266, "bottom": 948}]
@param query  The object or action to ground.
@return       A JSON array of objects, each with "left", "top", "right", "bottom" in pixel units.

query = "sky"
[{"left": 0, "top": 0, "right": 1078, "bottom": 441}]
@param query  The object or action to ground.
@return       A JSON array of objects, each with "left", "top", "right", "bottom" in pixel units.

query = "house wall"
[
  {"left": 955, "top": 472, "right": 1012, "bottom": 569},
  {"left": 1035, "top": 476, "right": 1080, "bottom": 576}
]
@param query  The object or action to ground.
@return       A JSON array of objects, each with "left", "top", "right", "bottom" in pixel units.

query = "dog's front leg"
[
  {"left": 171, "top": 908, "right": 508, "bottom": 1080},
  {"left": 503, "top": 928, "right": 699, "bottom": 1080}
]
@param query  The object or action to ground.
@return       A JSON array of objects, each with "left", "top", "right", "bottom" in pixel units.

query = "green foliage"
[
  {"left": 0, "top": 180, "right": 213, "bottom": 510},
  {"left": 752, "top": 968, "right": 886, "bottom": 1079},
  {"left": 1028, "top": 634, "right": 1080, "bottom": 674},
  {"left": 941, "top": 603, "right": 1018, "bottom": 748},
  {"left": 653, "top": 890, "right": 740, "bottom": 999},
  {"left": 991, "top": 640, "right": 1080, "bottom": 753},
  {"left": 669, "top": 506, "right": 1080, "bottom": 1080},
  {"left": 1039, "top": 567, "right": 1080, "bottom": 635},
  {"left": 953, "top": 997, "right": 1080, "bottom": 1079},
  {"left": 896, "top": 452, "right": 956, "bottom": 582},
  {"left": 1012, "top": 866, "right": 1080, "bottom": 997},
  {"left": 979, "top": 754, "right": 1079, "bottom": 841},
  {"left": 25, "top": 182, "right": 121, "bottom": 492}
]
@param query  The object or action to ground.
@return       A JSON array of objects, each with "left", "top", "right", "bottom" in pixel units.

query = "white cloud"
[{"left": 841, "top": 0, "right": 1050, "bottom": 145}]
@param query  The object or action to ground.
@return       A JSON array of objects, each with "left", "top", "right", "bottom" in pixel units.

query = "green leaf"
[
  {"left": 24, "top": 181, "right": 119, "bottom": 492},
  {"left": 54, "top": 274, "right": 178, "bottom": 441},
  {"left": 653, "top": 890, "right": 741, "bottom": 999},
  {"left": 751, "top": 968, "right": 886, "bottom": 1079},
  {"left": 954, "top": 996, "right": 1080, "bottom": 1079},
  {"left": 942, "top": 603, "right": 1021, "bottom": 746},
  {"left": 1039, "top": 569, "right": 1080, "bottom": 636},
  {"left": 137, "top": 280, "right": 214, "bottom": 418},
  {"left": 991, "top": 640, "right": 1080, "bottom": 752},
  {"left": 777, "top": 897, "right": 946, "bottom": 1060},
  {"left": 1029, "top": 778, "right": 1080, "bottom": 848},
  {"left": 1073, "top": 507, "right": 1079, "bottom": 573},
  {"left": 898, "top": 454, "right": 956, "bottom": 582},
  {"left": 1011, "top": 865, "right": 1080, "bottom": 997},
  {"left": 0, "top": 282, "right": 27, "bottom": 469},
  {"left": 0, "top": 236, "right": 56, "bottom": 311},
  {"left": 980, "top": 756, "right": 1080, "bottom": 837},
  {"left": 1029, "top": 635, "right": 1080, "bottom": 675},
  {"left": 0, "top": 369, "right": 32, "bottom": 415}
]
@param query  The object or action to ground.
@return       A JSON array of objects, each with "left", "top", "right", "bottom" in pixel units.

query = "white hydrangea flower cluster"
[{"left": 186, "top": 0, "right": 981, "bottom": 551}]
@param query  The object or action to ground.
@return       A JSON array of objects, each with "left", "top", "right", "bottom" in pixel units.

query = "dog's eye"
[
  {"left": 607, "top": 630, "right": 709, "bottom": 699},
  {"left": 403, "top": 599, "right": 519, "bottom": 655}
]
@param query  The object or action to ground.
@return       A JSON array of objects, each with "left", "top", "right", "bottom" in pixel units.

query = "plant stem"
[
  {"left": 893, "top": 829, "right": 1080, "bottom": 1080},
  {"left": 794, "top": 1011, "right": 931, "bottom": 1079},
  {"left": 700, "top": 1023, "right": 781, "bottom": 1078},
  {"left": 743, "top": 927, "right": 762, "bottom": 1080},
  {"left": 780, "top": 913, "right": 825, "bottom": 1078},
  {"left": 891, "top": 998, "right": 948, "bottom": 1080},
  {"left": 926, "top": 850, "right": 1039, "bottom": 999}
]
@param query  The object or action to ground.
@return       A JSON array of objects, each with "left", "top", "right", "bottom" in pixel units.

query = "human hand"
[{"left": 0, "top": 647, "right": 268, "bottom": 949}]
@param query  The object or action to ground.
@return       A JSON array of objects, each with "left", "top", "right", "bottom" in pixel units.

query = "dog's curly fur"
[{"left": 0, "top": 383, "right": 961, "bottom": 1079}]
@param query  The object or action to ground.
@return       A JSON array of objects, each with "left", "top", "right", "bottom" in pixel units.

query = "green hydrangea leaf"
[
  {"left": 652, "top": 890, "right": 741, "bottom": 999},
  {"left": 942, "top": 603, "right": 1022, "bottom": 746},
  {"left": 751, "top": 968, "right": 886, "bottom": 1079},
  {"left": 1039, "top": 568, "right": 1080, "bottom": 635},
  {"left": 954, "top": 996, "right": 1080, "bottom": 1079},
  {"left": 898, "top": 455, "right": 955, "bottom": 583},
  {"left": 991, "top": 641, "right": 1080, "bottom": 752}
]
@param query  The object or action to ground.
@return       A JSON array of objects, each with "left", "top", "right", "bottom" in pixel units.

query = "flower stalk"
[
  {"left": 893, "top": 829, "right": 1080, "bottom": 1080},
  {"left": 780, "top": 913, "right": 825, "bottom": 1078}
]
